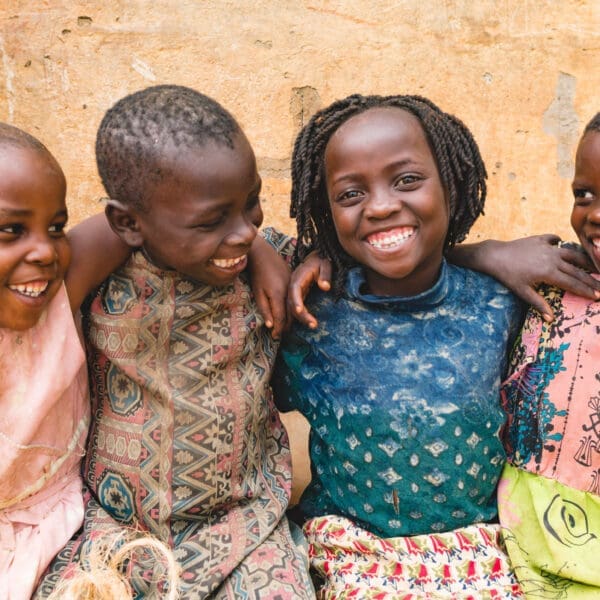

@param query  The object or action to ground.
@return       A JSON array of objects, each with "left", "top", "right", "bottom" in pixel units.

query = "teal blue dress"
[{"left": 272, "top": 260, "right": 522, "bottom": 538}]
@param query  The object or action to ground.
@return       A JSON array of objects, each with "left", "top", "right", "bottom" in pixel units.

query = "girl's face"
[
  {"left": 0, "top": 145, "right": 70, "bottom": 330},
  {"left": 324, "top": 107, "right": 448, "bottom": 297},
  {"left": 126, "top": 131, "right": 264, "bottom": 287},
  {"left": 571, "top": 130, "right": 600, "bottom": 273}
]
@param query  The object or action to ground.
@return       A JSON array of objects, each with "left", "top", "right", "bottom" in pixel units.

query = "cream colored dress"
[{"left": 0, "top": 285, "right": 89, "bottom": 599}]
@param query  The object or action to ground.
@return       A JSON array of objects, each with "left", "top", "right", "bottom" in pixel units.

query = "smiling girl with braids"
[{"left": 271, "top": 93, "right": 531, "bottom": 598}]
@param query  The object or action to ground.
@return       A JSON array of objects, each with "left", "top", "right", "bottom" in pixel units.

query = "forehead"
[
  {"left": 0, "top": 144, "right": 65, "bottom": 202},
  {"left": 148, "top": 131, "right": 259, "bottom": 201},
  {"left": 326, "top": 107, "right": 429, "bottom": 159},
  {"left": 575, "top": 131, "right": 600, "bottom": 172}
]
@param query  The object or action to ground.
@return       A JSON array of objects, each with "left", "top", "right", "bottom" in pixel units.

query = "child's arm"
[
  {"left": 448, "top": 234, "right": 600, "bottom": 321},
  {"left": 65, "top": 212, "right": 131, "bottom": 313},
  {"left": 288, "top": 252, "right": 331, "bottom": 329},
  {"left": 290, "top": 235, "right": 600, "bottom": 326},
  {"left": 247, "top": 235, "right": 291, "bottom": 339}
]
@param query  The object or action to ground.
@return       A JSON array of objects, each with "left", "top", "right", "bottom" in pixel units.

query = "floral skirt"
[{"left": 304, "top": 515, "right": 523, "bottom": 599}]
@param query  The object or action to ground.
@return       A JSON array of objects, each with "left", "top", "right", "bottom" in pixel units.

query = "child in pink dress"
[
  {"left": 499, "top": 113, "right": 600, "bottom": 597},
  {"left": 0, "top": 123, "right": 130, "bottom": 599}
]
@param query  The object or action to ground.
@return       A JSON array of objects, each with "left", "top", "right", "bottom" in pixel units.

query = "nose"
[
  {"left": 364, "top": 187, "right": 400, "bottom": 220},
  {"left": 226, "top": 214, "right": 258, "bottom": 247},
  {"left": 586, "top": 200, "right": 600, "bottom": 224},
  {"left": 26, "top": 233, "right": 58, "bottom": 266}
]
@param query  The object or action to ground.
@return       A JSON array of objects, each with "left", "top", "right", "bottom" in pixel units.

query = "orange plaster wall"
[
  {"left": 2, "top": 0, "right": 599, "bottom": 504},
  {"left": 1, "top": 1, "right": 599, "bottom": 244}
]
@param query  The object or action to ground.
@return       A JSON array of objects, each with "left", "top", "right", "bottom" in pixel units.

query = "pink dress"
[
  {"left": 0, "top": 285, "right": 89, "bottom": 599},
  {"left": 499, "top": 280, "right": 600, "bottom": 597}
]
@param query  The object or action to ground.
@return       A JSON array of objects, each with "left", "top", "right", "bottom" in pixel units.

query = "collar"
[{"left": 345, "top": 259, "right": 450, "bottom": 310}]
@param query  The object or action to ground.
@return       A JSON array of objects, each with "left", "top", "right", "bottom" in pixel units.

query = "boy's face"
[
  {"left": 128, "top": 131, "right": 263, "bottom": 286},
  {"left": 0, "top": 145, "right": 70, "bottom": 330},
  {"left": 324, "top": 107, "right": 448, "bottom": 297},
  {"left": 571, "top": 130, "right": 600, "bottom": 273}
]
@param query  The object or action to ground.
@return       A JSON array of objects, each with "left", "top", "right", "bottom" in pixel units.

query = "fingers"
[
  {"left": 558, "top": 245, "right": 597, "bottom": 272},
  {"left": 268, "top": 292, "right": 288, "bottom": 340},
  {"left": 288, "top": 264, "right": 320, "bottom": 328},
  {"left": 537, "top": 233, "right": 562, "bottom": 246},
  {"left": 288, "top": 253, "right": 333, "bottom": 328},
  {"left": 256, "top": 289, "right": 289, "bottom": 339},
  {"left": 254, "top": 290, "right": 274, "bottom": 330},
  {"left": 318, "top": 260, "right": 332, "bottom": 291},
  {"left": 554, "top": 263, "right": 600, "bottom": 300},
  {"left": 517, "top": 287, "right": 555, "bottom": 323},
  {"left": 288, "top": 286, "right": 318, "bottom": 328}
]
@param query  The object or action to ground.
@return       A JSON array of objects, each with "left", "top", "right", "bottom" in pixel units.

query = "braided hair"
[
  {"left": 96, "top": 85, "right": 240, "bottom": 209},
  {"left": 290, "top": 94, "right": 487, "bottom": 294}
]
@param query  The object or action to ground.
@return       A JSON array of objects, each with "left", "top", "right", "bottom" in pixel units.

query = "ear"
[{"left": 105, "top": 200, "right": 144, "bottom": 248}]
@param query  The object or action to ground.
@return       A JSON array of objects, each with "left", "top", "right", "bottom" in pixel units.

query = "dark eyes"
[
  {"left": 573, "top": 188, "right": 595, "bottom": 205},
  {"left": 0, "top": 222, "right": 67, "bottom": 237},
  {"left": 49, "top": 222, "right": 67, "bottom": 235},
  {"left": 335, "top": 174, "right": 422, "bottom": 203},
  {"left": 337, "top": 190, "right": 363, "bottom": 202},
  {"left": 193, "top": 196, "right": 262, "bottom": 230},
  {"left": 0, "top": 224, "right": 25, "bottom": 235},
  {"left": 395, "top": 174, "right": 420, "bottom": 187},
  {"left": 194, "top": 217, "right": 224, "bottom": 230}
]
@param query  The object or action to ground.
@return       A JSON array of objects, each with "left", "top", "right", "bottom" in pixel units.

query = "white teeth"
[
  {"left": 9, "top": 281, "right": 49, "bottom": 297},
  {"left": 592, "top": 239, "right": 600, "bottom": 249},
  {"left": 211, "top": 255, "right": 246, "bottom": 268},
  {"left": 368, "top": 230, "right": 414, "bottom": 249}
]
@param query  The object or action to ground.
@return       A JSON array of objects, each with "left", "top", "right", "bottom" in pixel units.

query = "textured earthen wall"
[
  {"left": 3, "top": 1, "right": 598, "bottom": 502},
  {"left": 2, "top": 1, "right": 599, "bottom": 242}
]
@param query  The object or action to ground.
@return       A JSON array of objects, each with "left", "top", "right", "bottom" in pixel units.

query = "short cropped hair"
[
  {"left": 96, "top": 85, "right": 240, "bottom": 209},
  {"left": 0, "top": 122, "right": 50, "bottom": 155},
  {"left": 584, "top": 112, "right": 600, "bottom": 134}
]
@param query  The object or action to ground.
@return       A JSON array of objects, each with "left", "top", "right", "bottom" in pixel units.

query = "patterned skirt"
[{"left": 304, "top": 515, "right": 523, "bottom": 599}]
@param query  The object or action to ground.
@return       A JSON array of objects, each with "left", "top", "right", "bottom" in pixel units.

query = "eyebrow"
[
  {"left": 0, "top": 208, "right": 33, "bottom": 217},
  {"left": 329, "top": 158, "right": 417, "bottom": 186},
  {"left": 0, "top": 207, "right": 68, "bottom": 219}
]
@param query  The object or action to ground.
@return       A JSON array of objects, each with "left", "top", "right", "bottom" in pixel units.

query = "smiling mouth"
[
  {"left": 366, "top": 227, "right": 415, "bottom": 249},
  {"left": 210, "top": 255, "right": 247, "bottom": 269},
  {"left": 8, "top": 281, "right": 50, "bottom": 297}
]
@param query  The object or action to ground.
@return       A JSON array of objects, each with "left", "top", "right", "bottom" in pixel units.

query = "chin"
[{"left": 1, "top": 314, "right": 42, "bottom": 331}]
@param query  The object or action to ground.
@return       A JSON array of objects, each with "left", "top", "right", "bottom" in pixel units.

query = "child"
[
  {"left": 271, "top": 93, "right": 527, "bottom": 598},
  {"left": 0, "top": 123, "right": 130, "bottom": 599},
  {"left": 35, "top": 85, "right": 314, "bottom": 599},
  {"left": 498, "top": 114, "right": 600, "bottom": 596}
]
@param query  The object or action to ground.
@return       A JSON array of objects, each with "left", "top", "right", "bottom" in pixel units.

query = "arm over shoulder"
[{"left": 65, "top": 212, "right": 131, "bottom": 313}]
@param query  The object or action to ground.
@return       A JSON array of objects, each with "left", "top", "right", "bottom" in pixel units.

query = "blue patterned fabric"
[{"left": 273, "top": 260, "right": 523, "bottom": 538}]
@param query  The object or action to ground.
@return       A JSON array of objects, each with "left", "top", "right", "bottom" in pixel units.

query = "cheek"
[
  {"left": 56, "top": 240, "right": 72, "bottom": 275},
  {"left": 252, "top": 204, "right": 264, "bottom": 228},
  {"left": 0, "top": 253, "right": 16, "bottom": 281},
  {"left": 329, "top": 207, "right": 350, "bottom": 244},
  {"left": 570, "top": 208, "right": 584, "bottom": 238}
]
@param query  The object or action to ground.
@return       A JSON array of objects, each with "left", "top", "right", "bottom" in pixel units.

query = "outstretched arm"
[
  {"left": 448, "top": 234, "right": 600, "bottom": 321},
  {"left": 65, "top": 212, "right": 131, "bottom": 313}
]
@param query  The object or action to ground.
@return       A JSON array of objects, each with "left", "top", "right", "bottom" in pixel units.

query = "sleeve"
[
  {"left": 260, "top": 226, "right": 297, "bottom": 266},
  {"left": 271, "top": 329, "right": 311, "bottom": 414}
]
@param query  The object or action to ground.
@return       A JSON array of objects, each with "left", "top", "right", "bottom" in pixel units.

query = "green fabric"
[{"left": 500, "top": 464, "right": 600, "bottom": 598}]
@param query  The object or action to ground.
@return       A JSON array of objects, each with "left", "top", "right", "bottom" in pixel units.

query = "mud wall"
[{"left": 2, "top": 1, "right": 599, "bottom": 242}]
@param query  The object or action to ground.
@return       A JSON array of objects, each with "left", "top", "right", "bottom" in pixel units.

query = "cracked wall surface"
[{"left": 1, "top": 1, "right": 599, "bottom": 241}]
